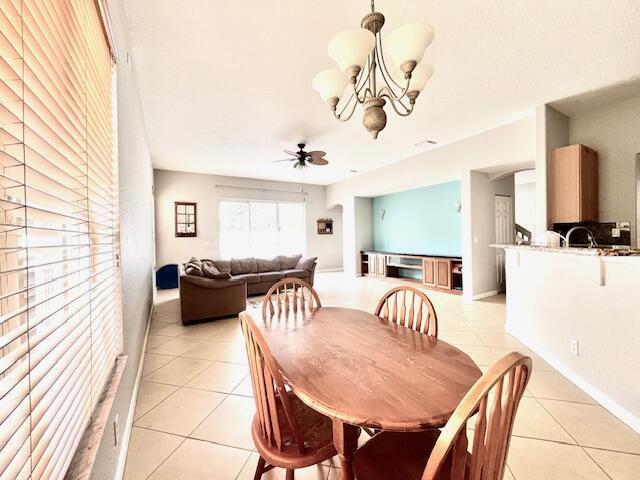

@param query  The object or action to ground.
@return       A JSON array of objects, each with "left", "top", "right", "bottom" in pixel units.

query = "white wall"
[
  {"left": 468, "top": 172, "right": 515, "bottom": 298},
  {"left": 534, "top": 105, "right": 569, "bottom": 239},
  {"left": 154, "top": 170, "right": 343, "bottom": 270},
  {"left": 92, "top": 1, "right": 155, "bottom": 478},
  {"left": 568, "top": 96, "right": 640, "bottom": 247},
  {"left": 506, "top": 249, "right": 640, "bottom": 432},
  {"left": 354, "top": 197, "right": 373, "bottom": 275},
  {"left": 514, "top": 170, "right": 536, "bottom": 233}
]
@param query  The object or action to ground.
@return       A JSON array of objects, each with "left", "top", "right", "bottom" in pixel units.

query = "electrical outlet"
[
  {"left": 612, "top": 228, "right": 621, "bottom": 238},
  {"left": 113, "top": 414, "right": 119, "bottom": 446},
  {"left": 570, "top": 339, "right": 579, "bottom": 356},
  {"left": 616, "top": 221, "right": 630, "bottom": 229}
]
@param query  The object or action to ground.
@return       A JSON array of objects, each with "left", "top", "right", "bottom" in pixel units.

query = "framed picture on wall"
[{"left": 175, "top": 202, "right": 197, "bottom": 237}]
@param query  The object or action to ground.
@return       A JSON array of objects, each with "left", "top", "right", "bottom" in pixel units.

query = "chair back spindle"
[
  {"left": 241, "top": 316, "right": 305, "bottom": 453},
  {"left": 375, "top": 286, "right": 438, "bottom": 337},
  {"left": 422, "top": 352, "right": 532, "bottom": 480},
  {"left": 262, "top": 277, "right": 321, "bottom": 319}
]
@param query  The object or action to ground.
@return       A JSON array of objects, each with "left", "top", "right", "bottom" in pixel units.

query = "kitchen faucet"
[{"left": 565, "top": 226, "right": 598, "bottom": 248}]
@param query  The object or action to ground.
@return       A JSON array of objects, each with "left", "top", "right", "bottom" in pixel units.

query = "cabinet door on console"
[
  {"left": 436, "top": 259, "right": 452, "bottom": 289},
  {"left": 423, "top": 258, "right": 436, "bottom": 286},
  {"left": 375, "top": 254, "right": 386, "bottom": 277}
]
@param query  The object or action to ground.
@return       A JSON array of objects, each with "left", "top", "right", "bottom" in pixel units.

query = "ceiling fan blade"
[
  {"left": 273, "top": 158, "right": 295, "bottom": 162},
  {"left": 284, "top": 150, "right": 299, "bottom": 157},
  {"left": 307, "top": 150, "right": 326, "bottom": 159},
  {"left": 308, "top": 157, "right": 328, "bottom": 166}
]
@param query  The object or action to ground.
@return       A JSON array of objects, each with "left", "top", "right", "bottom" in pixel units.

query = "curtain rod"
[{"left": 214, "top": 184, "right": 309, "bottom": 195}]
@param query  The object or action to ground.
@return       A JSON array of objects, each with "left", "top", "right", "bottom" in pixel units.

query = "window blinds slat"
[{"left": 0, "top": 1, "right": 120, "bottom": 478}]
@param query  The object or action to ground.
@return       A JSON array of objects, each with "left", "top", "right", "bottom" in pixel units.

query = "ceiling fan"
[{"left": 274, "top": 143, "right": 329, "bottom": 168}]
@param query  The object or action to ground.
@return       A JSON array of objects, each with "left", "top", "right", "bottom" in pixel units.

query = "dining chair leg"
[
  {"left": 253, "top": 456, "right": 266, "bottom": 480},
  {"left": 285, "top": 469, "right": 295, "bottom": 480}
]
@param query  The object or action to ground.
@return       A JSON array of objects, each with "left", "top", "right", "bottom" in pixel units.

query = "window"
[
  {"left": 175, "top": 202, "right": 197, "bottom": 237},
  {"left": 0, "top": 1, "right": 121, "bottom": 478},
  {"left": 219, "top": 200, "right": 306, "bottom": 258}
]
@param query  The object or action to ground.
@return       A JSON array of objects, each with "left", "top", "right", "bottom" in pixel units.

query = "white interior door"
[{"left": 495, "top": 195, "right": 513, "bottom": 289}]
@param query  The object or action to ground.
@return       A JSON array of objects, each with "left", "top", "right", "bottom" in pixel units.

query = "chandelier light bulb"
[
  {"left": 312, "top": 69, "right": 348, "bottom": 104},
  {"left": 328, "top": 29, "right": 376, "bottom": 76},
  {"left": 408, "top": 63, "right": 434, "bottom": 94},
  {"left": 385, "top": 23, "right": 434, "bottom": 71}
]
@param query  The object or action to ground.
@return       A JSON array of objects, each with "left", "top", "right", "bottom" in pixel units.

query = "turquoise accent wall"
[{"left": 372, "top": 181, "right": 462, "bottom": 257}]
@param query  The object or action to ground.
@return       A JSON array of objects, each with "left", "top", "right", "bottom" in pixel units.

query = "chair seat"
[
  {"left": 353, "top": 430, "right": 457, "bottom": 480},
  {"left": 252, "top": 391, "right": 359, "bottom": 469}
]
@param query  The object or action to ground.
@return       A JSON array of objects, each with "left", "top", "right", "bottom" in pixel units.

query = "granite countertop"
[{"left": 490, "top": 244, "right": 640, "bottom": 257}]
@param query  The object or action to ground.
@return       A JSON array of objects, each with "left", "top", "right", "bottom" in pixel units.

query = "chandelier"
[{"left": 312, "top": 1, "right": 434, "bottom": 139}]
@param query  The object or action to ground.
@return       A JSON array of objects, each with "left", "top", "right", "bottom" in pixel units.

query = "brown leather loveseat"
[{"left": 179, "top": 254, "right": 317, "bottom": 324}]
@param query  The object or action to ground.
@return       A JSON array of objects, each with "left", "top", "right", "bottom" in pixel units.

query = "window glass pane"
[
  {"left": 218, "top": 200, "right": 306, "bottom": 259},
  {"left": 278, "top": 203, "right": 306, "bottom": 256},
  {"left": 177, "top": 204, "right": 185, "bottom": 214},
  {"left": 249, "top": 202, "right": 277, "bottom": 258},
  {"left": 186, "top": 205, "right": 194, "bottom": 214},
  {"left": 219, "top": 201, "right": 250, "bottom": 258}
]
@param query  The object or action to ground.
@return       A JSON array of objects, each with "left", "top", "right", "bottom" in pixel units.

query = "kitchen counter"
[
  {"left": 500, "top": 246, "right": 640, "bottom": 433},
  {"left": 491, "top": 243, "right": 640, "bottom": 257}
]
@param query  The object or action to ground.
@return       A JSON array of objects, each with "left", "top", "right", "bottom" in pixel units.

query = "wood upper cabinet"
[{"left": 549, "top": 144, "right": 599, "bottom": 224}]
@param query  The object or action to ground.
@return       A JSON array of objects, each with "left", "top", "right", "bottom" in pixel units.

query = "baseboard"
[
  {"left": 114, "top": 302, "right": 154, "bottom": 479},
  {"left": 471, "top": 290, "right": 498, "bottom": 300},
  {"left": 317, "top": 268, "right": 344, "bottom": 273},
  {"left": 508, "top": 329, "right": 640, "bottom": 434}
]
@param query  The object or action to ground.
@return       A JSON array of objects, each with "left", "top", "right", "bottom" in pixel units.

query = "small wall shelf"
[{"left": 317, "top": 218, "right": 333, "bottom": 235}]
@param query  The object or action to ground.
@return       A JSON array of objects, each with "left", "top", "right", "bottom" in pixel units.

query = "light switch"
[{"left": 473, "top": 236, "right": 479, "bottom": 244}]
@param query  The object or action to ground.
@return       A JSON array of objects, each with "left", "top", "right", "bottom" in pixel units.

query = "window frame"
[{"left": 175, "top": 201, "right": 197, "bottom": 237}]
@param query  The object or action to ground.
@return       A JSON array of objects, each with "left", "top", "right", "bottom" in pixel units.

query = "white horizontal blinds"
[
  {"left": 0, "top": 1, "right": 119, "bottom": 479},
  {"left": 83, "top": 0, "right": 120, "bottom": 410},
  {"left": 0, "top": 1, "right": 31, "bottom": 479}
]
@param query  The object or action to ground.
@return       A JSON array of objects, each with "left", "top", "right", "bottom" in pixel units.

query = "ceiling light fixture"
[{"left": 312, "top": 0, "right": 434, "bottom": 139}]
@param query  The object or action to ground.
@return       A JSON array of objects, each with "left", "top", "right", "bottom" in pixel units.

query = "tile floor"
[{"left": 124, "top": 273, "right": 640, "bottom": 479}]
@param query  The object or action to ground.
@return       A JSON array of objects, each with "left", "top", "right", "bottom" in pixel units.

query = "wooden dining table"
[{"left": 241, "top": 305, "right": 482, "bottom": 480}]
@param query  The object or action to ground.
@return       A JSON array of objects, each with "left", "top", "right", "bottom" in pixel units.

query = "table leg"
[{"left": 332, "top": 418, "right": 357, "bottom": 480}]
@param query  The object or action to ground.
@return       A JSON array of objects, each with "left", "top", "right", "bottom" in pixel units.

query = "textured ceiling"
[{"left": 124, "top": 0, "right": 640, "bottom": 185}]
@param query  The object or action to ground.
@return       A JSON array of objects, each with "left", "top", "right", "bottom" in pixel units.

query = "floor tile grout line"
[
  {"left": 581, "top": 446, "right": 614, "bottom": 480},
  {"left": 134, "top": 424, "right": 257, "bottom": 453},
  {"left": 140, "top": 434, "right": 187, "bottom": 480}
]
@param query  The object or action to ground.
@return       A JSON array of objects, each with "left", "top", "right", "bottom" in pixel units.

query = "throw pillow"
[
  {"left": 201, "top": 261, "right": 231, "bottom": 279},
  {"left": 184, "top": 262, "right": 204, "bottom": 276},
  {"left": 256, "top": 257, "right": 280, "bottom": 272},
  {"left": 276, "top": 254, "right": 302, "bottom": 270},
  {"left": 296, "top": 256, "right": 317, "bottom": 271},
  {"left": 211, "top": 259, "right": 231, "bottom": 274}
]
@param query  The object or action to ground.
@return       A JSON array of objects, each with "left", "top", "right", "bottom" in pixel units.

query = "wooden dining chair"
[
  {"left": 262, "top": 277, "right": 321, "bottom": 319},
  {"left": 240, "top": 314, "right": 359, "bottom": 480},
  {"left": 374, "top": 285, "right": 438, "bottom": 337},
  {"left": 352, "top": 352, "right": 532, "bottom": 480}
]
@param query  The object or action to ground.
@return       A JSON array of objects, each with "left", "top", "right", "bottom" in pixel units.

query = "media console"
[{"left": 361, "top": 250, "right": 463, "bottom": 294}]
